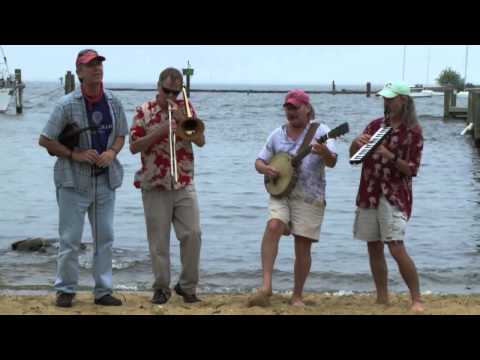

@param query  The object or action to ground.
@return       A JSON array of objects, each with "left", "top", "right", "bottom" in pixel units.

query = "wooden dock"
[
  {"left": 467, "top": 89, "right": 480, "bottom": 146},
  {"left": 447, "top": 87, "right": 480, "bottom": 146},
  {"left": 449, "top": 106, "right": 468, "bottom": 119},
  {"left": 443, "top": 87, "right": 467, "bottom": 119}
]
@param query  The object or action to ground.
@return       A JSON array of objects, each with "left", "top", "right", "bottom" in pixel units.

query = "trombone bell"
[
  {"left": 177, "top": 117, "right": 205, "bottom": 140},
  {"left": 176, "top": 86, "right": 205, "bottom": 141}
]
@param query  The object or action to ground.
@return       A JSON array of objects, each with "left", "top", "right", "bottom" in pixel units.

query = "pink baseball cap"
[
  {"left": 283, "top": 89, "right": 310, "bottom": 107},
  {"left": 76, "top": 49, "right": 106, "bottom": 67}
]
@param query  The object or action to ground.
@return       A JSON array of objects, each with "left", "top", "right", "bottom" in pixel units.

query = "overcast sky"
[{"left": 2, "top": 45, "right": 477, "bottom": 86}]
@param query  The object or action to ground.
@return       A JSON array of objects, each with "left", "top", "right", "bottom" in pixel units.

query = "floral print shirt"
[
  {"left": 355, "top": 117, "right": 424, "bottom": 219},
  {"left": 129, "top": 98, "right": 197, "bottom": 191}
]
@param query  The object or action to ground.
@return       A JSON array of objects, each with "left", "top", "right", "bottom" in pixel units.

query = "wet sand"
[{"left": 1, "top": 292, "right": 480, "bottom": 315}]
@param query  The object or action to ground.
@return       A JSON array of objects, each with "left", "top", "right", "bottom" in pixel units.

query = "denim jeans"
[{"left": 54, "top": 174, "right": 116, "bottom": 299}]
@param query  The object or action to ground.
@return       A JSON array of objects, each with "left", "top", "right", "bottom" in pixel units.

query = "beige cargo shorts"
[{"left": 353, "top": 195, "right": 408, "bottom": 242}]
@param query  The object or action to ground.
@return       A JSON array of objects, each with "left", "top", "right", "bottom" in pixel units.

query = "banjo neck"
[
  {"left": 291, "top": 133, "right": 328, "bottom": 167},
  {"left": 291, "top": 122, "right": 349, "bottom": 167}
]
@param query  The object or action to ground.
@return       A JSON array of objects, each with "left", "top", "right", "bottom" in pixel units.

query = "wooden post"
[
  {"left": 332, "top": 80, "right": 336, "bottom": 95},
  {"left": 366, "top": 82, "right": 371, "bottom": 98},
  {"left": 64, "top": 72, "right": 70, "bottom": 94},
  {"left": 64, "top": 71, "right": 75, "bottom": 94},
  {"left": 63, "top": 71, "right": 70, "bottom": 95},
  {"left": 471, "top": 90, "right": 480, "bottom": 146},
  {"left": 467, "top": 90, "right": 474, "bottom": 125},
  {"left": 444, "top": 86, "right": 453, "bottom": 120},
  {"left": 451, "top": 90, "right": 457, "bottom": 107},
  {"left": 182, "top": 61, "right": 194, "bottom": 97},
  {"left": 70, "top": 72, "right": 76, "bottom": 93},
  {"left": 14, "top": 69, "right": 24, "bottom": 114}
]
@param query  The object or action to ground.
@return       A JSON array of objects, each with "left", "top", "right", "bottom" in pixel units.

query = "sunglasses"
[{"left": 162, "top": 87, "right": 181, "bottom": 96}]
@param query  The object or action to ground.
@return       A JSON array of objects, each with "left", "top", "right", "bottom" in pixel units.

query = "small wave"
[{"left": 114, "top": 284, "right": 139, "bottom": 291}]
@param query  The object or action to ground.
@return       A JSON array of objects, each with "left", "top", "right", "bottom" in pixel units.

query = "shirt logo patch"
[{"left": 92, "top": 111, "right": 104, "bottom": 125}]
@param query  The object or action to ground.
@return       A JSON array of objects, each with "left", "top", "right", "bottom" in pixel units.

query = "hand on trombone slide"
[{"left": 167, "top": 98, "right": 189, "bottom": 123}]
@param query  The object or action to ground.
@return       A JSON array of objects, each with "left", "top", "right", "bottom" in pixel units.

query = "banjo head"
[{"left": 265, "top": 152, "right": 296, "bottom": 197}]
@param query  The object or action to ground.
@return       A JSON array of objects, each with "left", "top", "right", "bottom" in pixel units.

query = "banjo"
[{"left": 264, "top": 122, "right": 350, "bottom": 198}]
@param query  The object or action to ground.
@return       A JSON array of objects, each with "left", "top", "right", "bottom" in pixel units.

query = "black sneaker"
[
  {"left": 151, "top": 289, "right": 171, "bottom": 305},
  {"left": 56, "top": 292, "right": 75, "bottom": 308},
  {"left": 94, "top": 294, "right": 122, "bottom": 306},
  {"left": 174, "top": 283, "right": 201, "bottom": 303}
]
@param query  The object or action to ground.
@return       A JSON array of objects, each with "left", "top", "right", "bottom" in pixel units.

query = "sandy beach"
[{"left": 1, "top": 292, "right": 480, "bottom": 315}]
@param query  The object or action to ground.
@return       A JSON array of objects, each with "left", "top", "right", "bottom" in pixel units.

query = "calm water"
[{"left": 1, "top": 82, "right": 479, "bottom": 294}]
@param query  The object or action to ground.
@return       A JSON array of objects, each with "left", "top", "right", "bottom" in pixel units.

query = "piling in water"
[
  {"left": 14, "top": 69, "right": 24, "bottom": 114},
  {"left": 470, "top": 90, "right": 480, "bottom": 146},
  {"left": 64, "top": 71, "right": 75, "bottom": 94},
  {"left": 444, "top": 86, "right": 454, "bottom": 120}
]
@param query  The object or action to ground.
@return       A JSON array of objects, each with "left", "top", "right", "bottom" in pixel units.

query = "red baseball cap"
[
  {"left": 283, "top": 89, "right": 310, "bottom": 107},
  {"left": 76, "top": 49, "right": 106, "bottom": 67}
]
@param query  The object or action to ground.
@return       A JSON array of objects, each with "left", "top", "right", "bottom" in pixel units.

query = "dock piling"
[
  {"left": 470, "top": 90, "right": 480, "bottom": 146},
  {"left": 443, "top": 86, "right": 454, "bottom": 120},
  {"left": 64, "top": 71, "right": 75, "bottom": 94},
  {"left": 14, "top": 69, "right": 25, "bottom": 114}
]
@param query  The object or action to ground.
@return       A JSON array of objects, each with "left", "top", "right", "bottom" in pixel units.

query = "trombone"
[
  {"left": 168, "top": 102, "right": 178, "bottom": 183},
  {"left": 168, "top": 86, "right": 205, "bottom": 184}
]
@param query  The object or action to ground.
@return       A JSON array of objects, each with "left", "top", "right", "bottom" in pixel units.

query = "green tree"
[{"left": 436, "top": 67, "right": 465, "bottom": 91}]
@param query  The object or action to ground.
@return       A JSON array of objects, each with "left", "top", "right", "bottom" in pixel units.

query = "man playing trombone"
[{"left": 130, "top": 68, "right": 205, "bottom": 304}]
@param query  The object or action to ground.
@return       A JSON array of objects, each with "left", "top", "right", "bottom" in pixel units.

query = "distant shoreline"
[{"left": 23, "top": 80, "right": 387, "bottom": 88}]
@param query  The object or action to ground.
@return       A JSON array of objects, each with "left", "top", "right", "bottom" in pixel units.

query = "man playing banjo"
[{"left": 249, "top": 89, "right": 338, "bottom": 307}]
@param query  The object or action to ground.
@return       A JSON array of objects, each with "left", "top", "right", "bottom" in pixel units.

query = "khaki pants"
[{"left": 142, "top": 184, "right": 201, "bottom": 295}]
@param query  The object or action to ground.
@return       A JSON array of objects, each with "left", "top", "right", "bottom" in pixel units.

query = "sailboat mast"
[
  {"left": 426, "top": 46, "right": 431, "bottom": 86},
  {"left": 464, "top": 45, "right": 469, "bottom": 86},
  {"left": 0, "top": 45, "right": 10, "bottom": 76}
]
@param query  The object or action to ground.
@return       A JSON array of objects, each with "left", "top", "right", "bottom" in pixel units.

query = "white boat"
[
  {"left": 0, "top": 88, "right": 13, "bottom": 112},
  {"left": 410, "top": 90, "right": 432, "bottom": 98},
  {"left": 0, "top": 45, "right": 14, "bottom": 113}
]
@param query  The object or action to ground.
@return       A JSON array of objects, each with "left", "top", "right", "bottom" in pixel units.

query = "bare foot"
[
  {"left": 410, "top": 301, "right": 425, "bottom": 313},
  {"left": 290, "top": 300, "right": 306, "bottom": 307},
  {"left": 289, "top": 296, "right": 306, "bottom": 307},
  {"left": 376, "top": 297, "right": 389, "bottom": 305},
  {"left": 247, "top": 289, "right": 271, "bottom": 308},
  {"left": 258, "top": 288, "right": 273, "bottom": 297}
]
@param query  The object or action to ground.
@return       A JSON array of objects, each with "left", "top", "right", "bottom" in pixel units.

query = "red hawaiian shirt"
[
  {"left": 355, "top": 117, "right": 424, "bottom": 219},
  {"left": 129, "top": 98, "right": 197, "bottom": 191}
]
